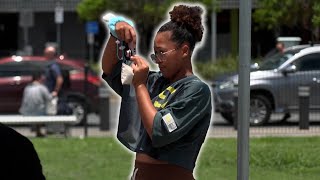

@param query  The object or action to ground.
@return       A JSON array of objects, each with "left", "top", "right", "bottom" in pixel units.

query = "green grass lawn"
[{"left": 31, "top": 137, "right": 320, "bottom": 180}]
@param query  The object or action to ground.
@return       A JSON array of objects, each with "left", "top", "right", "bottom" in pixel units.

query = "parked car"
[
  {"left": 0, "top": 55, "right": 101, "bottom": 124},
  {"left": 213, "top": 45, "right": 320, "bottom": 125}
]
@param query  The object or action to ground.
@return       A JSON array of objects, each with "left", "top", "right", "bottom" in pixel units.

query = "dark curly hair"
[{"left": 158, "top": 5, "right": 204, "bottom": 51}]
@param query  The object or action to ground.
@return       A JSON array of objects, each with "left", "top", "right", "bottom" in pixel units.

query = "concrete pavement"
[{"left": 9, "top": 94, "right": 320, "bottom": 138}]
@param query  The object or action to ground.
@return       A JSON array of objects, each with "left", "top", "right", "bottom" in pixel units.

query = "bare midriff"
[{"left": 136, "top": 153, "right": 168, "bottom": 164}]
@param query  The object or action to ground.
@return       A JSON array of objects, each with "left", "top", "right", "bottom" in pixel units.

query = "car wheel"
[
  {"left": 220, "top": 112, "right": 234, "bottom": 124},
  {"left": 250, "top": 94, "right": 272, "bottom": 126},
  {"left": 67, "top": 98, "right": 87, "bottom": 125}
]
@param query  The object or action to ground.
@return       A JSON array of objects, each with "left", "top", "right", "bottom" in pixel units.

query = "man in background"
[
  {"left": 44, "top": 46, "right": 65, "bottom": 134},
  {"left": 44, "top": 46, "right": 63, "bottom": 97}
]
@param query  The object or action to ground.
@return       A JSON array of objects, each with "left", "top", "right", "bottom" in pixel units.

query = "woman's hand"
[
  {"left": 115, "top": 22, "right": 136, "bottom": 46},
  {"left": 130, "top": 55, "right": 149, "bottom": 88}
]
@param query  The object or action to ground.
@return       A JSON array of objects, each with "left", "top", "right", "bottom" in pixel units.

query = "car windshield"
[{"left": 258, "top": 50, "right": 298, "bottom": 70}]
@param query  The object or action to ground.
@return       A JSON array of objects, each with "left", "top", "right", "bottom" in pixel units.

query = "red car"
[{"left": 0, "top": 55, "right": 101, "bottom": 124}]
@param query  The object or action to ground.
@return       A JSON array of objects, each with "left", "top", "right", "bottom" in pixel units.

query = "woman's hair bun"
[{"left": 169, "top": 5, "right": 204, "bottom": 42}]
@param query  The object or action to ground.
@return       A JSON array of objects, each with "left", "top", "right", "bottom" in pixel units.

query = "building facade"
[{"left": 0, "top": 0, "right": 88, "bottom": 58}]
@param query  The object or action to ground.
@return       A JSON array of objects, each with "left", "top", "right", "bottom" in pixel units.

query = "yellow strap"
[
  {"left": 160, "top": 102, "right": 167, "bottom": 109},
  {"left": 153, "top": 86, "right": 176, "bottom": 109},
  {"left": 154, "top": 101, "right": 162, "bottom": 108},
  {"left": 167, "top": 86, "right": 176, "bottom": 94},
  {"left": 158, "top": 91, "right": 166, "bottom": 100}
]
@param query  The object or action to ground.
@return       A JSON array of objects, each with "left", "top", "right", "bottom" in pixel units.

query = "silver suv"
[{"left": 213, "top": 45, "right": 320, "bottom": 125}]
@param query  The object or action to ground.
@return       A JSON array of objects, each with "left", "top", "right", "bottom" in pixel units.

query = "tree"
[
  {"left": 253, "top": 0, "right": 320, "bottom": 43},
  {"left": 76, "top": 0, "right": 168, "bottom": 54},
  {"left": 76, "top": 0, "right": 108, "bottom": 21},
  {"left": 76, "top": 0, "right": 216, "bottom": 55}
]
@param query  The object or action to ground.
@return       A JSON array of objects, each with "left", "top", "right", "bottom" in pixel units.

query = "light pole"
[
  {"left": 19, "top": 0, "right": 34, "bottom": 55},
  {"left": 55, "top": 1, "right": 64, "bottom": 55},
  {"left": 237, "top": 1, "right": 252, "bottom": 180}
]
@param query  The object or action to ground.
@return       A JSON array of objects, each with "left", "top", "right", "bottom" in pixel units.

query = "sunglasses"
[{"left": 150, "top": 48, "right": 177, "bottom": 63}]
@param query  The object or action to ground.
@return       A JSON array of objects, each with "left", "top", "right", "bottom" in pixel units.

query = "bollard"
[
  {"left": 233, "top": 91, "right": 238, "bottom": 130},
  {"left": 99, "top": 87, "right": 110, "bottom": 131},
  {"left": 298, "top": 86, "right": 310, "bottom": 130}
]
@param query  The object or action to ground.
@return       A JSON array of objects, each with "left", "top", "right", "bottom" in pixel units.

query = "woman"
[{"left": 101, "top": 4, "right": 212, "bottom": 180}]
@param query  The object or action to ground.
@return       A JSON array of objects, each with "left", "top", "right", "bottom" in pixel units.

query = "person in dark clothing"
[
  {"left": 43, "top": 46, "right": 71, "bottom": 116},
  {"left": 43, "top": 46, "right": 63, "bottom": 97},
  {"left": 101, "top": 3, "right": 212, "bottom": 180},
  {"left": 43, "top": 46, "right": 70, "bottom": 133},
  {"left": 0, "top": 123, "right": 46, "bottom": 180}
]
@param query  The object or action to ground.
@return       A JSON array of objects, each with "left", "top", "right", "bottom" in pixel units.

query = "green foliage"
[
  {"left": 253, "top": 0, "right": 320, "bottom": 32},
  {"left": 76, "top": 0, "right": 218, "bottom": 22},
  {"left": 76, "top": 0, "right": 108, "bottom": 21},
  {"left": 312, "top": 2, "right": 320, "bottom": 26},
  {"left": 194, "top": 55, "right": 238, "bottom": 80},
  {"left": 76, "top": 0, "right": 219, "bottom": 55}
]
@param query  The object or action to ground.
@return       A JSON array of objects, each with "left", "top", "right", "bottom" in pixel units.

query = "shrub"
[{"left": 194, "top": 55, "right": 238, "bottom": 80}]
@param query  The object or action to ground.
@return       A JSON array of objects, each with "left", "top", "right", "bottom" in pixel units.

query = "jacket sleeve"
[
  {"left": 41, "top": 85, "right": 52, "bottom": 101},
  {"left": 101, "top": 61, "right": 124, "bottom": 96},
  {"left": 151, "top": 82, "right": 212, "bottom": 148}
]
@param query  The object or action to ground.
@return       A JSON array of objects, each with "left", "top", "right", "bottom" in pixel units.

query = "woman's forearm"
[
  {"left": 101, "top": 36, "right": 119, "bottom": 75},
  {"left": 135, "top": 84, "right": 157, "bottom": 138}
]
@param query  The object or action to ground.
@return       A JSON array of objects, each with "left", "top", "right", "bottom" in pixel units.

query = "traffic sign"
[
  {"left": 86, "top": 21, "right": 99, "bottom": 35},
  {"left": 55, "top": 6, "right": 64, "bottom": 24}
]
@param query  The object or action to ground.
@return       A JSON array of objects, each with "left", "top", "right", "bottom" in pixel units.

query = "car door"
[
  {"left": 293, "top": 53, "right": 320, "bottom": 109},
  {"left": 277, "top": 53, "right": 320, "bottom": 110},
  {"left": 0, "top": 61, "right": 31, "bottom": 112},
  {"left": 0, "top": 60, "right": 46, "bottom": 113}
]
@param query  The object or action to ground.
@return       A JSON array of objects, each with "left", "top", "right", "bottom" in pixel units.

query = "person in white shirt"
[{"left": 20, "top": 72, "right": 52, "bottom": 137}]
